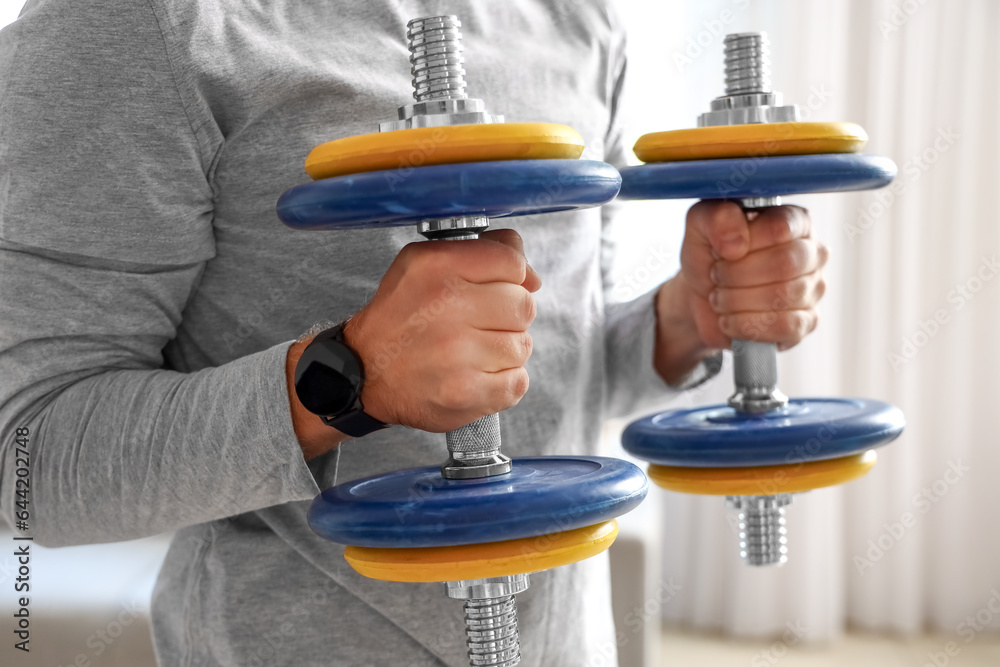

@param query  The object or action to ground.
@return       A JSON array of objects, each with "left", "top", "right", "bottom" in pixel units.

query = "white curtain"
[{"left": 608, "top": 0, "right": 1000, "bottom": 641}]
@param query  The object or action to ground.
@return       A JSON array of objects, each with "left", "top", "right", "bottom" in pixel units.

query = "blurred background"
[{"left": 1, "top": 0, "right": 998, "bottom": 665}]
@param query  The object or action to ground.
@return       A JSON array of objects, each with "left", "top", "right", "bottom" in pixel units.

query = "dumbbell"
[
  {"left": 277, "top": 16, "right": 647, "bottom": 665},
  {"left": 619, "top": 33, "right": 905, "bottom": 566}
]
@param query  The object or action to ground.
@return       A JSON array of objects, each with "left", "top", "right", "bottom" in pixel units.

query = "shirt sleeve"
[
  {"left": 0, "top": 0, "right": 319, "bottom": 547},
  {"left": 598, "top": 11, "right": 722, "bottom": 419}
]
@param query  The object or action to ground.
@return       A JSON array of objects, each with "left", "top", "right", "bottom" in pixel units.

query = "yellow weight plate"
[
  {"left": 633, "top": 122, "right": 868, "bottom": 163},
  {"left": 647, "top": 450, "right": 877, "bottom": 496},
  {"left": 305, "top": 122, "right": 585, "bottom": 180},
  {"left": 344, "top": 520, "right": 619, "bottom": 583}
]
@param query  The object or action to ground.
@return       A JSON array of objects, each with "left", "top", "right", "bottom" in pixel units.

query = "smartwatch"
[{"left": 293, "top": 323, "right": 388, "bottom": 438}]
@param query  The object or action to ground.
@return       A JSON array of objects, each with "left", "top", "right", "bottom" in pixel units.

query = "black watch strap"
[{"left": 323, "top": 409, "right": 389, "bottom": 438}]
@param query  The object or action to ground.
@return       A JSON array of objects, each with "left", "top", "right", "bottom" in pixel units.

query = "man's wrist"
[
  {"left": 293, "top": 321, "right": 390, "bottom": 437},
  {"left": 285, "top": 337, "right": 352, "bottom": 460},
  {"left": 653, "top": 277, "right": 719, "bottom": 386},
  {"left": 340, "top": 315, "right": 392, "bottom": 425}
]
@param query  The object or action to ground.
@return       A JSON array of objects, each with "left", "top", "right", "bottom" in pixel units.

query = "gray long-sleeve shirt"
[{"left": 0, "top": 0, "right": 701, "bottom": 664}]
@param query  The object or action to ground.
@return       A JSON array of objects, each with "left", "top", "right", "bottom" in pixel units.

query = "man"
[{"left": 0, "top": 0, "right": 825, "bottom": 664}]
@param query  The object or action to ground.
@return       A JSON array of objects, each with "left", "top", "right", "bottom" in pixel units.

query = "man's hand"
[
  {"left": 654, "top": 201, "right": 828, "bottom": 385},
  {"left": 287, "top": 229, "right": 541, "bottom": 458}
]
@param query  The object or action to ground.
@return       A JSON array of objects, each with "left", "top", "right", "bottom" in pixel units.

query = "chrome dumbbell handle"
[
  {"left": 420, "top": 222, "right": 512, "bottom": 480},
  {"left": 397, "top": 16, "right": 514, "bottom": 481},
  {"left": 729, "top": 340, "right": 789, "bottom": 414},
  {"left": 415, "top": 218, "right": 513, "bottom": 481},
  {"left": 727, "top": 197, "right": 789, "bottom": 415},
  {"left": 443, "top": 413, "right": 512, "bottom": 479}
]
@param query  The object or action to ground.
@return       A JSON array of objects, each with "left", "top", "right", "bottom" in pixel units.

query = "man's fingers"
[
  {"left": 746, "top": 206, "right": 812, "bottom": 252},
  {"left": 675, "top": 201, "right": 826, "bottom": 359},
  {"left": 681, "top": 201, "right": 749, "bottom": 296},
  {"left": 472, "top": 330, "right": 533, "bottom": 372},
  {"left": 718, "top": 308, "right": 820, "bottom": 347},
  {"left": 709, "top": 272, "right": 826, "bottom": 313},
  {"left": 480, "top": 228, "right": 542, "bottom": 292},
  {"left": 686, "top": 200, "right": 750, "bottom": 261},
  {"left": 463, "top": 283, "right": 537, "bottom": 332},
  {"left": 482, "top": 367, "right": 531, "bottom": 413},
  {"left": 679, "top": 240, "right": 716, "bottom": 297},
  {"left": 713, "top": 239, "right": 829, "bottom": 288},
  {"left": 434, "top": 365, "right": 530, "bottom": 417},
  {"left": 398, "top": 236, "right": 529, "bottom": 290},
  {"left": 481, "top": 228, "right": 525, "bottom": 253}
]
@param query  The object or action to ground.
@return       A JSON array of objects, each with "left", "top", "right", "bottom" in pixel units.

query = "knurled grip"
[
  {"left": 446, "top": 414, "right": 501, "bottom": 455},
  {"left": 732, "top": 339, "right": 778, "bottom": 388},
  {"left": 442, "top": 413, "right": 511, "bottom": 479},
  {"left": 728, "top": 339, "right": 788, "bottom": 413},
  {"left": 726, "top": 197, "right": 788, "bottom": 414},
  {"left": 428, "top": 223, "right": 512, "bottom": 479}
]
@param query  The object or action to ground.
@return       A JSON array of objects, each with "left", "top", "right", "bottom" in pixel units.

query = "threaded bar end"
[
  {"left": 728, "top": 495, "right": 790, "bottom": 566},
  {"left": 724, "top": 32, "right": 771, "bottom": 95},
  {"left": 464, "top": 596, "right": 521, "bottom": 666},
  {"left": 407, "top": 16, "right": 468, "bottom": 102}
]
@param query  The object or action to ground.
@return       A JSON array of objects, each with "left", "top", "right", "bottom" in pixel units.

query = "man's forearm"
[{"left": 1, "top": 343, "right": 320, "bottom": 548}]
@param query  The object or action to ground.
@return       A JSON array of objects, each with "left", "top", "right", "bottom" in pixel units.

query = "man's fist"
[
  {"left": 655, "top": 201, "right": 828, "bottom": 384},
  {"left": 344, "top": 228, "right": 541, "bottom": 433}
]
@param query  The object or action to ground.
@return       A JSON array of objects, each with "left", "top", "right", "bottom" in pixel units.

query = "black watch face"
[{"left": 294, "top": 339, "right": 362, "bottom": 417}]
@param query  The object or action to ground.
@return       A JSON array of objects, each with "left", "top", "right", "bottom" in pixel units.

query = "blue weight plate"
[
  {"left": 308, "top": 456, "right": 648, "bottom": 548},
  {"left": 277, "top": 159, "right": 621, "bottom": 230},
  {"left": 618, "top": 154, "right": 896, "bottom": 201},
  {"left": 622, "top": 398, "right": 904, "bottom": 468}
]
